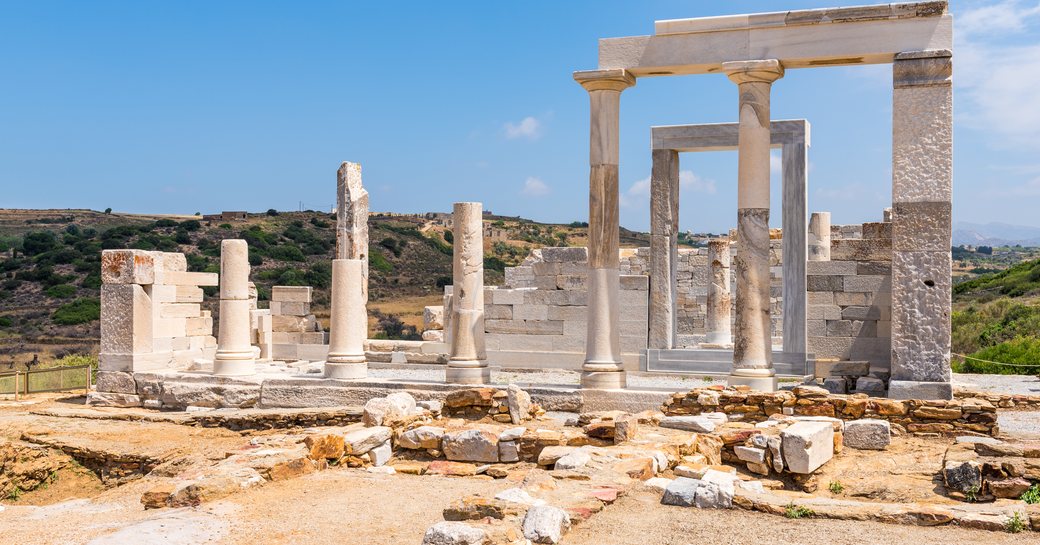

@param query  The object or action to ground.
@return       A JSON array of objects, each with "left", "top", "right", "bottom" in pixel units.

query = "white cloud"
[
  {"left": 995, "top": 176, "right": 1040, "bottom": 196},
  {"left": 679, "top": 170, "right": 717, "bottom": 194},
  {"left": 521, "top": 176, "right": 550, "bottom": 197},
  {"left": 956, "top": 1, "right": 1040, "bottom": 149},
  {"left": 504, "top": 116, "right": 542, "bottom": 140},
  {"left": 621, "top": 170, "right": 715, "bottom": 207}
]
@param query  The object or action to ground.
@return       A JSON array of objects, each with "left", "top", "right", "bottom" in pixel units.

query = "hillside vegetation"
[
  {"left": 0, "top": 208, "right": 648, "bottom": 366},
  {"left": 952, "top": 257, "right": 1040, "bottom": 374}
]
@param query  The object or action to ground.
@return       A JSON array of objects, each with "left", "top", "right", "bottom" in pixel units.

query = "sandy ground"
[
  {"left": 0, "top": 470, "right": 506, "bottom": 545},
  {"left": 563, "top": 488, "right": 1028, "bottom": 545}
]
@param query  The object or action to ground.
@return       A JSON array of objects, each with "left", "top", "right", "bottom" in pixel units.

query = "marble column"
[
  {"left": 325, "top": 258, "right": 367, "bottom": 379},
  {"left": 722, "top": 59, "right": 783, "bottom": 392},
  {"left": 808, "top": 212, "right": 831, "bottom": 262},
  {"left": 704, "top": 238, "right": 732, "bottom": 346},
  {"left": 889, "top": 49, "right": 953, "bottom": 400},
  {"left": 336, "top": 162, "right": 369, "bottom": 300},
  {"left": 446, "top": 202, "right": 488, "bottom": 384},
  {"left": 648, "top": 148, "right": 679, "bottom": 350},
  {"left": 573, "top": 69, "right": 635, "bottom": 389},
  {"left": 213, "top": 239, "right": 255, "bottom": 376}
]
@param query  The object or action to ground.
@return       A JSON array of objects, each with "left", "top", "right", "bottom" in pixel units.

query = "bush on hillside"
[{"left": 52, "top": 298, "right": 100, "bottom": 325}]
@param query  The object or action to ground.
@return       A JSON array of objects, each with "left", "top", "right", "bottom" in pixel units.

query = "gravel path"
[{"left": 953, "top": 373, "right": 1040, "bottom": 397}]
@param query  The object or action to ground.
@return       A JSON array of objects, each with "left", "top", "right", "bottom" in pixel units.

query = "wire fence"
[
  {"left": 953, "top": 353, "right": 1040, "bottom": 369},
  {"left": 0, "top": 364, "right": 93, "bottom": 398}
]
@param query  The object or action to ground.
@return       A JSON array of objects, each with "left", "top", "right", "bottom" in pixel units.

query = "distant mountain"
[{"left": 953, "top": 222, "right": 1040, "bottom": 247}]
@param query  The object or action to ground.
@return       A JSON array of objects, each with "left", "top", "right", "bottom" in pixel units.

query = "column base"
[
  {"left": 446, "top": 363, "right": 490, "bottom": 385},
  {"left": 324, "top": 362, "right": 367, "bottom": 380},
  {"left": 888, "top": 380, "right": 952, "bottom": 400},
  {"left": 212, "top": 357, "right": 256, "bottom": 377},
  {"left": 728, "top": 369, "right": 777, "bottom": 392},
  {"left": 581, "top": 370, "right": 627, "bottom": 390}
]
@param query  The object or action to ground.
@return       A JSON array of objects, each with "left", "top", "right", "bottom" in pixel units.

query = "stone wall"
[
  {"left": 807, "top": 220, "right": 892, "bottom": 370},
  {"left": 662, "top": 385, "right": 998, "bottom": 436},
  {"left": 95, "top": 249, "right": 218, "bottom": 399},
  {"left": 269, "top": 286, "right": 329, "bottom": 361},
  {"left": 486, "top": 247, "right": 648, "bottom": 368}
]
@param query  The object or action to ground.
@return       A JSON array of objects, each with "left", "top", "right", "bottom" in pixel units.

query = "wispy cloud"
[
  {"left": 956, "top": 1, "right": 1040, "bottom": 150},
  {"left": 521, "top": 176, "right": 550, "bottom": 197},
  {"left": 504, "top": 116, "right": 543, "bottom": 140},
  {"left": 621, "top": 170, "right": 716, "bottom": 207}
]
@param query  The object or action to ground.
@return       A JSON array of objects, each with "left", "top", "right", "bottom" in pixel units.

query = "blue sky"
[{"left": 2, "top": 1, "right": 1039, "bottom": 233}]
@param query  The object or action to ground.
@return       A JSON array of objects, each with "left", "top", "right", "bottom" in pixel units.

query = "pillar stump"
[
  {"left": 325, "top": 258, "right": 367, "bottom": 379},
  {"left": 808, "top": 212, "right": 831, "bottom": 262},
  {"left": 704, "top": 238, "right": 732, "bottom": 347},
  {"left": 723, "top": 59, "right": 783, "bottom": 392},
  {"left": 213, "top": 239, "right": 255, "bottom": 376},
  {"left": 446, "top": 202, "right": 489, "bottom": 384}
]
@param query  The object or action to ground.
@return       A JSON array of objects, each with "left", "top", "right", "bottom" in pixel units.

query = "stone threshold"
[{"left": 733, "top": 488, "right": 1035, "bottom": 532}]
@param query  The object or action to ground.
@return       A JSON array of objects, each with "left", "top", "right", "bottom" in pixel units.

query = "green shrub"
[
  {"left": 80, "top": 273, "right": 102, "bottom": 290},
  {"left": 1021, "top": 484, "right": 1040, "bottom": 504},
  {"left": 952, "top": 337, "right": 1040, "bottom": 375},
  {"left": 53, "top": 353, "right": 97, "bottom": 368},
  {"left": 248, "top": 253, "right": 263, "bottom": 266},
  {"left": 484, "top": 256, "right": 507, "bottom": 272},
  {"left": 219, "top": 223, "right": 233, "bottom": 230},
  {"left": 21, "top": 231, "right": 58, "bottom": 256},
  {"left": 783, "top": 503, "right": 814, "bottom": 519},
  {"left": 45, "top": 284, "right": 77, "bottom": 298},
  {"left": 1005, "top": 512, "right": 1025, "bottom": 533},
  {"left": 174, "top": 230, "right": 191, "bottom": 244},
  {"left": 0, "top": 316, "right": 12, "bottom": 327},
  {"left": 305, "top": 262, "right": 332, "bottom": 289},
  {"left": 179, "top": 219, "right": 202, "bottom": 231},
  {"left": 52, "top": 298, "right": 101, "bottom": 325},
  {"left": 369, "top": 249, "right": 393, "bottom": 274},
  {"left": 266, "top": 209, "right": 279, "bottom": 216},
  {"left": 267, "top": 245, "right": 306, "bottom": 262},
  {"left": 153, "top": 219, "right": 179, "bottom": 229}
]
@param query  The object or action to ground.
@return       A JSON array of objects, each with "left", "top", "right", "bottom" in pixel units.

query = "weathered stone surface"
[
  {"left": 781, "top": 421, "right": 834, "bottom": 474},
  {"left": 943, "top": 459, "right": 981, "bottom": 494},
  {"left": 843, "top": 419, "right": 891, "bottom": 450},
  {"left": 659, "top": 415, "right": 716, "bottom": 433},
  {"left": 498, "top": 441, "right": 520, "bottom": 463},
  {"left": 661, "top": 477, "right": 699, "bottom": 506},
  {"left": 496, "top": 487, "right": 546, "bottom": 506},
  {"left": 522, "top": 505, "right": 571, "bottom": 544},
  {"left": 423, "top": 305, "right": 445, "bottom": 330},
  {"left": 397, "top": 426, "right": 445, "bottom": 450},
  {"left": 304, "top": 433, "right": 345, "bottom": 460},
  {"left": 444, "top": 496, "right": 520, "bottom": 521},
  {"left": 422, "top": 521, "right": 487, "bottom": 545},
  {"left": 890, "top": 250, "right": 951, "bottom": 388},
  {"left": 537, "top": 446, "right": 575, "bottom": 467},
  {"left": 362, "top": 398, "right": 392, "bottom": 427},
  {"left": 554, "top": 449, "right": 591, "bottom": 470},
  {"left": 101, "top": 249, "right": 156, "bottom": 285},
  {"left": 507, "top": 384, "right": 532, "bottom": 424},
  {"left": 854, "top": 376, "right": 885, "bottom": 395},
  {"left": 442, "top": 429, "right": 500, "bottom": 463},
  {"left": 612, "top": 457, "right": 655, "bottom": 480},
  {"left": 427, "top": 461, "right": 479, "bottom": 476},
  {"left": 368, "top": 441, "right": 392, "bottom": 466},
  {"left": 96, "top": 371, "right": 137, "bottom": 394},
  {"left": 343, "top": 426, "right": 392, "bottom": 455},
  {"left": 445, "top": 388, "right": 496, "bottom": 408},
  {"left": 660, "top": 476, "right": 732, "bottom": 509},
  {"left": 734, "top": 446, "right": 767, "bottom": 464},
  {"left": 822, "top": 377, "right": 848, "bottom": 395},
  {"left": 988, "top": 477, "right": 1031, "bottom": 499}
]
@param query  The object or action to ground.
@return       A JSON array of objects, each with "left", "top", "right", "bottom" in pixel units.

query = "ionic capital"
[
  {"left": 722, "top": 60, "right": 784, "bottom": 85},
  {"left": 573, "top": 69, "right": 637, "bottom": 93}
]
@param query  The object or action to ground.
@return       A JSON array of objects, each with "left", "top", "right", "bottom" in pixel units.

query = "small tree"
[
  {"left": 266, "top": 209, "right": 279, "bottom": 216},
  {"left": 104, "top": 208, "right": 112, "bottom": 214}
]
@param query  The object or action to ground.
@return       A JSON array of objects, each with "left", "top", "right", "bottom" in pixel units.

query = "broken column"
[
  {"left": 808, "top": 212, "right": 831, "bottom": 262},
  {"left": 213, "top": 239, "right": 255, "bottom": 376},
  {"left": 704, "top": 238, "right": 732, "bottom": 346},
  {"left": 723, "top": 60, "right": 783, "bottom": 392},
  {"left": 889, "top": 50, "right": 954, "bottom": 400},
  {"left": 324, "top": 161, "right": 371, "bottom": 379},
  {"left": 336, "top": 161, "right": 369, "bottom": 299},
  {"left": 325, "top": 259, "right": 368, "bottom": 379},
  {"left": 446, "top": 202, "right": 488, "bottom": 384},
  {"left": 574, "top": 69, "right": 636, "bottom": 389}
]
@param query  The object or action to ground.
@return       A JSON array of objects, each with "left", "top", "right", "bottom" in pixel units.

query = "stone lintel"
[
  {"left": 651, "top": 119, "right": 809, "bottom": 151},
  {"left": 655, "top": 2, "right": 947, "bottom": 36}
]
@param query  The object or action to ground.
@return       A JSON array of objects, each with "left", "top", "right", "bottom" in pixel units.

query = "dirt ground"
[
  {"left": 563, "top": 487, "right": 1029, "bottom": 545},
  {"left": 0, "top": 394, "right": 1037, "bottom": 544}
]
